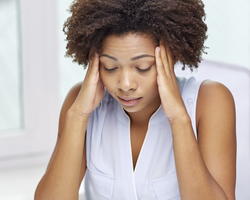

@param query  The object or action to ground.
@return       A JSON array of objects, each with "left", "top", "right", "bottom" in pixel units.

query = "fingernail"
[{"left": 157, "top": 47, "right": 160, "bottom": 52}]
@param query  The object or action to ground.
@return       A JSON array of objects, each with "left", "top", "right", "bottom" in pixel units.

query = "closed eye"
[
  {"left": 104, "top": 66, "right": 118, "bottom": 71},
  {"left": 137, "top": 66, "right": 152, "bottom": 72}
]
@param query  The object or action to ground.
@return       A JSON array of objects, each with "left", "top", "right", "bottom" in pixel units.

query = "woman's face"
[{"left": 99, "top": 33, "right": 161, "bottom": 115}]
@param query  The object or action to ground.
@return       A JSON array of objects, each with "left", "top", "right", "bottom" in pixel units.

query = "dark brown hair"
[{"left": 63, "top": 0, "right": 207, "bottom": 70}]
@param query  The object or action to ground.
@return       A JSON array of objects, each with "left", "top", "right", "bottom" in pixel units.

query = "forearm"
[
  {"left": 35, "top": 111, "right": 88, "bottom": 200},
  {"left": 170, "top": 115, "right": 228, "bottom": 200}
]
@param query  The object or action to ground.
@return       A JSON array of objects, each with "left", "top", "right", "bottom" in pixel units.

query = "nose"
[{"left": 117, "top": 69, "right": 137, "bottom": 92}]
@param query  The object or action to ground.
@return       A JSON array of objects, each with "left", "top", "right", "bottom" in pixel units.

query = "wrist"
[
  {"left": 168, "top": 112, "right": 191, "bottom": 127},
  {"left": 67, "top": 108, "right": 90, "bottom": 123}
]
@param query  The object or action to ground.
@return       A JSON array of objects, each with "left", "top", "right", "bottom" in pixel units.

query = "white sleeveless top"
[{"left": 84, "top": 76, "right": 203, "bottom": 200}]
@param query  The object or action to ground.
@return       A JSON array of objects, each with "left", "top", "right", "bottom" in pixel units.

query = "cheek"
[
  {"left": 143, "top": 72, "right": 158, "bottom": 89},
  {"left": 100, "top": 71, "right": 115, "bottom": 90},
  {"left": 147, "top": 80, "right": 158, "bottom": 93},
  {"left": 144, "top": 75, "right": 159, "bottom": 95}
]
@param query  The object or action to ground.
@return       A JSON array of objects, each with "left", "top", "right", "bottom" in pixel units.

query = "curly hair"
[{"left": 63, "top": 0, "right": 207, "bottom": 70}]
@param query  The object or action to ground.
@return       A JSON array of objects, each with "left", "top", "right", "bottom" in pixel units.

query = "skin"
[{"left": 35, "top": 33, "right": 236, "bottom": 200}]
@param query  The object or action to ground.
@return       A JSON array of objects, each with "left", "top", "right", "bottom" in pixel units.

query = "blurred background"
[{"left": 0, "top": 0, "right": 249, "bottom": 199}]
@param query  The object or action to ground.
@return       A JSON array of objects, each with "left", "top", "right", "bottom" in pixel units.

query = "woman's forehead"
[
  {"left": 101, "top": 34, "right": 157, "bottom": 58},
  {"left": 102, "top": 33, "right": 156, "bottom": 45}
]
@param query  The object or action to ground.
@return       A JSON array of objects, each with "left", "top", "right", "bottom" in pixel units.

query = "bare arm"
[
  {"left": 155, "top": 44, "right": 236, "bottom": 200},
  {"left": 34, "top": 83, "right": 87, "bottom": 200},
  {"left": 34, "top": 54, "right": 104, "bottom": 200},
  {"left": 197, "top": 81, "right": 236, "bottom": 199},
  {"left": 46, "top": 83, "right": 87, "bottom": 187},
  {"left": 171, "top": 82, "right": 236, "bottom": 200}
]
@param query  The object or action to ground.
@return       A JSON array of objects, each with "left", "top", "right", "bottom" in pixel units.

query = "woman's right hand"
[{"left": 69, "top": 53, "right": 104, "bottom": 118}]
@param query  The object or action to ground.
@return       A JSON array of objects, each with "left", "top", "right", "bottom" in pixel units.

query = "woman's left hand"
[{"left": 155, "top": 44, "right": 188, "bottom": 124}]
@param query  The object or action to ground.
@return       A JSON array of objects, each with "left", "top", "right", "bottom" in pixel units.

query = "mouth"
[{"left": 117, "top": 96, "right": 142, "bottom": 106}]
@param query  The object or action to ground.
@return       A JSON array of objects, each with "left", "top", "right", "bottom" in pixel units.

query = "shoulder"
[
  {"left": 198, "top": 80, "right": 234, "bottom": 101},
  {"left": 197, "top": 80, "right": 235, "bottom": 120},
  {"left": 65, "top": 82, "right": 83, "bottom": 103},
  {"left": 58, "top": 82, "right": 83, "bottom": 136},
  {"left": 196, "top": 80, "right": 236, "bottom": 137}
]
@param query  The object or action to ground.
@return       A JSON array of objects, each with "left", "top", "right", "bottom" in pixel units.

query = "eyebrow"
[
  {"left": 99, "top": 54, "right": 155, "bottom": 61},
  {"left": 99, "top": 54, "right": 118, "bottom": 61}
]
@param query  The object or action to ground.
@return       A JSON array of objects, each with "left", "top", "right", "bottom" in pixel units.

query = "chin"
[{"left": 121, "top": 105, "right": 146, "bottom": 115}]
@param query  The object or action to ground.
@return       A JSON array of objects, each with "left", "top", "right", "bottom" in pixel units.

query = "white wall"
[
  {"left": 58, "top": 0, "right": 87, "bottom": 106},
  {"left": 202, "top": 0, "right": 250, "bottom": 69}
]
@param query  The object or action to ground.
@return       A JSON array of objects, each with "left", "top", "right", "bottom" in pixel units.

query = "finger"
[
  {"left": 83, "top": 55, "right": 97, "bottom": 83},
  {"left": 159, "top": 43, "right": 171, "bottom": 75},
  {"left": 90, "top": 53, "right": 100, "bottom": 84},
  {"left": 158, "top": 44, "right": 179, "bottom": 89},
  {"left": 89, "top": 53, "right": 99, "bottom": 68},
  {"left": 87, "top": 53, "right": 99, "bottom": 77},
  {"left": 92, "top": 53, "right": 100, "bottom": 71},
  {"left": 165, "top": 46, "right": 175, "bottom": 75},
  {"left": 155, "top": 47, "right": 165, "bottom": 75}
]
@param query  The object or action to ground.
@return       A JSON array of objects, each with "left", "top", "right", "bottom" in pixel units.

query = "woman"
[{"left": 35, "top": 0, "right": 236, "bottom": 199}]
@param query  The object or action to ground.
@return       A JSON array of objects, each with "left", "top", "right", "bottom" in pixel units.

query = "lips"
[
  {"left": 118, "top": 96, "right": 141, "bottom": 101},
  {"left": 117, "top": 96, "right": 142, "bottom": 106}
]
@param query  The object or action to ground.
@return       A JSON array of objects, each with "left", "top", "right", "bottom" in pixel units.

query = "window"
[
  {"left": 0, "top": 0, "right": 59, "bottom": 169},
  {"left": 0, "top": 0, "right": 23, "bottom": 131}
]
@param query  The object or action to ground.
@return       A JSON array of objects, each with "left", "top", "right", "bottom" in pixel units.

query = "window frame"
[{"left": 0, "top": 0, "right": 59, "bottom": 169}]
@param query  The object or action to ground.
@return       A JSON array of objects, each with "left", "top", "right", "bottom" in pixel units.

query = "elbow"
[{"left": 34, "top": 186, "right": 79, "bottom": 200}]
